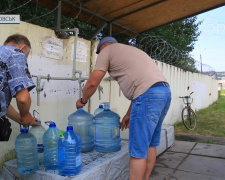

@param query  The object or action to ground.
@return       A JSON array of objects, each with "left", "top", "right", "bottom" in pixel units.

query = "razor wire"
[
  {"left": 0, "top": 0, "right": 32, "bottom": 13},
  {"left": 126, "top": 33, "right": 216, "bottom": 77}
]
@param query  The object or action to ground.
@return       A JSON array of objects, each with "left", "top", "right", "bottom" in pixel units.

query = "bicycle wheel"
[{"left": 181, "top": 107, "right": 197, "bottom": 130}]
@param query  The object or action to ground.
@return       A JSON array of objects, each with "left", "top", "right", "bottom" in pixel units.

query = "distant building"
[
  {"left": 218, "top": 80, "right": 225, "bottom": 90},
  {"left": 216, "top": 72, "right": 225, "bottom": 90},
  {"left": 216, "top": 72, "right": 225, "bottom": 80}
]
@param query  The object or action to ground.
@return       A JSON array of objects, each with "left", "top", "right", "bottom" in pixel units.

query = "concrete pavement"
[{"left": 151, "top": 141, "right": 225, "bottom": 180}]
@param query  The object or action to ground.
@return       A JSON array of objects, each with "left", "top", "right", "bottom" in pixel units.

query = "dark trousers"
[{"left": 0, "top": 117, "right": 12, "bottom": 141}]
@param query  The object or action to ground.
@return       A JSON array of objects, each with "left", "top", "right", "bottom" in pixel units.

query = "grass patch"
[{"left": 174, "top": 90, "right": 225, "bottom": 138}]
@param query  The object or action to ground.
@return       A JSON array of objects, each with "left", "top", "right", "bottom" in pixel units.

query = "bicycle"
[{"left": 179, "top": 92, "right": 197, "bottom": 130}]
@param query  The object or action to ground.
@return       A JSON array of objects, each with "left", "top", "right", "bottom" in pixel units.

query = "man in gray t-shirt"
[{"left": 76, "top": 37, "right": 171, "bottom": 179}]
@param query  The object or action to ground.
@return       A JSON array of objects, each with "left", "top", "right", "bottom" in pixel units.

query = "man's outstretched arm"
[{"left": 76, "top": 70, "right": 106, "bottom": 109}]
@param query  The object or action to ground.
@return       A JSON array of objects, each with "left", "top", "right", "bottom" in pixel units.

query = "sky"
[{"left": 191, "top": 5, "right": 225, "bottom": 72}]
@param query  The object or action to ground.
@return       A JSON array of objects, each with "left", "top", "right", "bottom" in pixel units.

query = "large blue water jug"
[
  {"left": 29, "top": 120, "right": 46, "bottom": 164},
  {"left": 15, "top": 126, "right": 39, "bottom": 174},
  {"left": 58, "top": 126, "right": 82, "bottom": 176},
  {"left": 94, "top": 102, "right": 121, "bottom": 152},
  {"left": 43, "top": 121, "right": 60, "bottom": 170},
  {"left": 68, "top": 108, "right": 94, "bottom": 152},
  {"left": 94, "top": 104, "right": 104, "bottom": 117}
]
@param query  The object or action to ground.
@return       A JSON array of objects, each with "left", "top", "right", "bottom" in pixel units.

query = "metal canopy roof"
[{"left": 30, "top": 0, "right": 225, "bottom": 37}]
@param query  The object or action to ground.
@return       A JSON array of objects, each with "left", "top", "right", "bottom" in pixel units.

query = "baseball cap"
[{"left": 96, "top": 37, "right": 118, "bottom": 54}]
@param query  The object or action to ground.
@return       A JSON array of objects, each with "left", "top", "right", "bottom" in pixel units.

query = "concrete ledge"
[
  {"left": 3, "top": 126, "right": 174, "bottom": 180},
  {"left": 3, "top": 141, "right": 129, "bottom": 180},
  {"left": 156, "top": 125, "right": 175, "bottom": 155}
]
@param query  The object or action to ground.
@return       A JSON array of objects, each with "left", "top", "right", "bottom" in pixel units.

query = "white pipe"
[
  {"left": 35, "top": 74, "right": 88, "bottom": 106},
  {"left": 36, "top": 76, "right": 42, "bottom": 106},
  {"left": 34, "top": 28, "right": 90, "bottom": 106},
  {"left": 72, "top": 28, "right": 79, "bottom": 78},
  {"left": 36, "top": 75, "right": 79, "bottom": 106}
]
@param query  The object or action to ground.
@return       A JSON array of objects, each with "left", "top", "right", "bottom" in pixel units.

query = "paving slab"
[
  {"left": 151, "top": 170, "right": 224, "bottom": 180},
  {"left": 151, "top": 141, "right": 225, "bottom": 180},
  {"left": 167, "top": 141, "right": 196, "bottom": 154},
  {"left": 155, "top": 151, "right": 188, "bottom": 169},
  {"left": 191, "top": 143, "right": 225, "bottom": 158},
  {"left": 171, "top": 170, "right": 224, "bottom": 180},
  {"left": 178, "top": 154, "right": 225, "bottom": 177},
  {"left": 150, "top": 167, "right": 174, "bottom": 180}
]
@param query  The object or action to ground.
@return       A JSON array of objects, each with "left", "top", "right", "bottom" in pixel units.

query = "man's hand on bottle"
[
  {"left": 120, "top": 114, "right": 130, "bottom": 131},
  {"left": 20, "top": 113, "right": 40, "bottom": 126}
]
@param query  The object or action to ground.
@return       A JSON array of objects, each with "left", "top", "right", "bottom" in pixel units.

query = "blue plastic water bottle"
[
  {"left": 94, "top": 104, "right": 104, "bottom": 116},
  {"left": 15, "top": 126, "right": 39, "bottom": 174},
  {"left": 43, "top": 121, "right": 60, "bottom": 170},
  {"left": 58, "top": 126, "right": 82, "bottom": 176},
  {"left": 68, "top": 108, "right": 94, "bottom": 152},
  {"left": 94, "top": 102, "right": 121, "bottom": 152}
]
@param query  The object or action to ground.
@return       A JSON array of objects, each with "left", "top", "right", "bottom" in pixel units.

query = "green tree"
[
  {"left": 150, "top": 17, "right": 201, "bottom": 54},
  {"left": 128, "top": 17, "right": 201, "bottom": 71}
]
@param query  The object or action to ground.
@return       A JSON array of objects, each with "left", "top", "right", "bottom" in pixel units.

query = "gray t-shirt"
[{"left": 94, "top": 43, "right": 167, "bottom": 100}]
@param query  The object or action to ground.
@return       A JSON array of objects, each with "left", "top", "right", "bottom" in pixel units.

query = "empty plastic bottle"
[
  {"left": 94, "top": 102, "right": 121, "bottom": 152},
  {"left": 94, "top": 104, "right": 104, "bottom": 117},
  {"left": 29, "top": 120, "right": 46, "bottom": 164},
  {"left": 68, "top": 108, "right": 94, "bottom": 152},
  {"left": 15, "top": 126, "right": 39, "bottom": 174},
  {"left": 58, "top": 126, "right": 82, "bottom": 176},
  {"left": 43, "top": 121, "right": 60, "bottom": 170}
]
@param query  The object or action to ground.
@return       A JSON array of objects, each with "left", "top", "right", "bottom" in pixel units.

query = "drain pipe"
[{"left": 72, "top": 28, "right": 80, "bottom": 78}]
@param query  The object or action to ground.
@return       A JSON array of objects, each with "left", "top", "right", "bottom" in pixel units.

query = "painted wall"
[
  {"left": 0, "top": 22, "right": 91, "bottom": 168},
  {"left": 0, "top": 22, "right": 218, "bottom": 168}
]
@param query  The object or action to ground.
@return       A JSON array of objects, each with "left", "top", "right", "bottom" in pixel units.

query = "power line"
[
  {"left": 0, "top": 0, "right": 32, "bottom": 13},
  {"left": 26, "top": 3, "right": 60, "bottom": 22}
]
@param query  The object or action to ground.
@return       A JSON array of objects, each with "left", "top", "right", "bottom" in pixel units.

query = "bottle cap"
[
  {"left": 20, "top": 128, "right": 28, "bottom": 133},
  {"left": 99, "top": 105, "right": 103, "bottom": 108},
  {"left": 67, "top": 126, "right": 73, "bottom": 131},
  {"left": 36, "top": 120, "right": 41, "bottom": 124},
  {"left": 49, "top": 122, "right": 56, "bottom": 127}
]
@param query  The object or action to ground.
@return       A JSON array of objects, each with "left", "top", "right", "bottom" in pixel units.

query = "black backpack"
[{"left": 0, "top": 117, "right": 12, "bottom": 141}]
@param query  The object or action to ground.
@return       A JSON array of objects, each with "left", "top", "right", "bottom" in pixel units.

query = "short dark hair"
[{"left": 4, "top": 34, "right": 31, "bottom": 49}]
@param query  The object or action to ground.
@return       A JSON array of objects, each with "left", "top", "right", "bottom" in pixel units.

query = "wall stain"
[{"left": 0, "top": 149, "right": 16, "bottom": 170}]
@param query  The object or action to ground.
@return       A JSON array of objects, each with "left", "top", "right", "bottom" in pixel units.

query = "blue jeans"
[{"left": 129, "top": 86, "right": 171, "bottom": 159}]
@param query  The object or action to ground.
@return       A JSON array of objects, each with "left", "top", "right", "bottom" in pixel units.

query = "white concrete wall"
[
  {"left": 0, "top": 22, "right": 92, "bottom": 168},
  {"left": 0, "top": 22, "right": 218, "bottom": 167}
]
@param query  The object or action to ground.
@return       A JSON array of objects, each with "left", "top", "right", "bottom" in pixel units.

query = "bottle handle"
[
  {"left": 111, "top": 127, "right": 120, "bottom": 139},
  {"left": 45, "top": 121, "right": 53, "bottom": 126},
  {"left": 20, "top": 124, "right": 29, "bottom": 130},
  {"left": 33, "top": 110, "right": 40, "bottom": 119}
]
